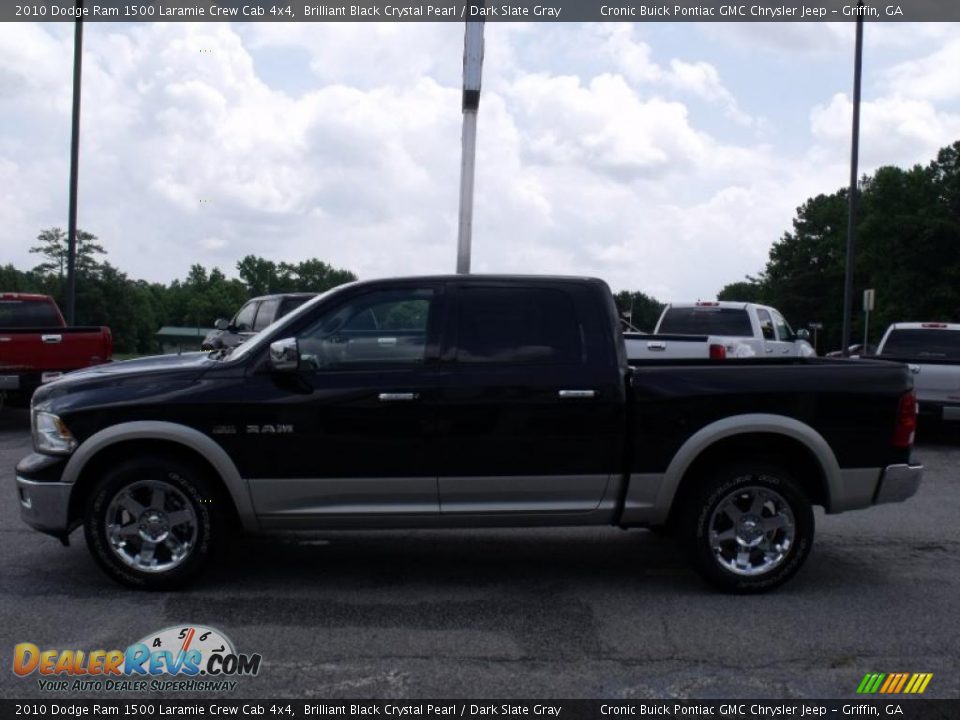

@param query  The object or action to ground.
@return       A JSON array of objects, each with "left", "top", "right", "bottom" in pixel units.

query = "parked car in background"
[
  {"left": 18, "top": 275, "right": 921, "bottom": 593},
  {"left": 876, "top": 322, "right": 960, "bottom": 423},
  {"left": 0, "top": 293, "right": 112, "bottom": 408},
  {"left": 201, "top": 293, "right": 317, "bottom": 351},
  {"left": 627, "top": 301, "right": 815, "bottom": 361},
  {"left": 825, "top": 343, "right": 877, "bottom": 359}
]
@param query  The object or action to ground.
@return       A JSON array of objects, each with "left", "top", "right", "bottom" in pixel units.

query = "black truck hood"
[{"left": 31, "top": 352, "right": 218, "bottom": 408}]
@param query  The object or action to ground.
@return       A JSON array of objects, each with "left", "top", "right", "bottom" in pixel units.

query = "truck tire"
[
  {"left": 678, "top": 462, "right": 814, "bottom": 593},
  {"left": 84, "top": 456, "right": 224, "bottom": 590}
]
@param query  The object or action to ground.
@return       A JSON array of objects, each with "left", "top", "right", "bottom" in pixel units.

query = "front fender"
[{"left": 62, "top": 421, "right": 259, "bottom": 532}]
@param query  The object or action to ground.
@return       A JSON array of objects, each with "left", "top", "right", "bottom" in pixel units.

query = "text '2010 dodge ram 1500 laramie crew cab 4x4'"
[{"left": 16, "top": 276, "right": 922, "bottom": 592}]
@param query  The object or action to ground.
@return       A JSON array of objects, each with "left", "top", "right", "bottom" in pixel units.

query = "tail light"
[
  {"left": 709, "top": 343, "right": 727, "bottom": 360},
  {"left": 892, "top": 390, "right": 917, "bottom": 448}
]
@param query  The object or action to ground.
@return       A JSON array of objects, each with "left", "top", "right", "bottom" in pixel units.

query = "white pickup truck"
[
  {"left": 876, "top": 322, "right": 960, "bottom": 422},
  {"left": 626, "top": 301, "right": 815, "bottom": 361}
]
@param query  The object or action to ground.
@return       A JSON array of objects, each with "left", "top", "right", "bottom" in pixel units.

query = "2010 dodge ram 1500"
[{"left": 15, "top": 276, "right": 922, "bottom": 592}]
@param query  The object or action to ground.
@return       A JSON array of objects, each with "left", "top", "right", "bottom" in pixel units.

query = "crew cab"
[
  {"left": 15, "top": 276, "right": 921, "bottom": 593},
  {"left": 0, "top": 293, "right": 112, "bottom": 408},
  {"left": 628, "top": 301, "right": 815, "bottom": 360},
  {"left": 201, "top": 293, "right": 316, "bottom": 351},
  {"left": 876, "top": 322, "right": 960, "bottom": 422}
]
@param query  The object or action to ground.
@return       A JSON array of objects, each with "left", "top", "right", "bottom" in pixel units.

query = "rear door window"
[
  {"left": 880, "top": 330, "right": 960, "bottom": 360},
  {"left": 278, "top": 296, "right": 311, "bottom": 319},
  {"left": 253, "top": 298, "right": 280, "bottom": 331},
  {"left": 756, "top": 309, "right": 776, "bottom": 341},
  {"left": 233, "top": 301, "right": 258, "bottom": 332},
  {"left": 455, "top": 287, "right": 584, "bottom": 364},
  {"left": 658, "top": 307, "right": 753, "bottom": 337}
]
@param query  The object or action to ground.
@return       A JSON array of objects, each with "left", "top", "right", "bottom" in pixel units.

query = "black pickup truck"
[{"left": 15, "top": 276, "right": 922, "bottom": 592}]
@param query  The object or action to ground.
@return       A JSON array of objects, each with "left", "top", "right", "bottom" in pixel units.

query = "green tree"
[
  {"left": 29, "top": 227, "right": 107, "bottom": 281},
  {"left": 613, "top": 290, "right": 665, "bottom": 331},
  {"left": 237, "top": 255, "right": 357, "bottom": 295},
  {"left": 717, "top": 279, "right": 767, "bottom": 304}
]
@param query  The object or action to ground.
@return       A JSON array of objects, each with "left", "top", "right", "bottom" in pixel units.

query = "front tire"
[
  {"left": 84, "top": 456, "right": 223, "bottom": 590},
  {"left": 678, "top": 462, "right": 814, "bottom": 593}
]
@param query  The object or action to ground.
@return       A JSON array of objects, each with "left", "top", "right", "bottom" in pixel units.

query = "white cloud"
[
  {"left": 810, "top": 92, "right": 960, "bottom": 171},
  {"left": 1, "top": 21, "right": 958, "bottom": 306},
  {"left": 883, "top": 39, "right": 960, "bottom": 102}
]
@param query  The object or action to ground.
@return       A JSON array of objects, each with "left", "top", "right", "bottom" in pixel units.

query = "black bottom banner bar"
[{"left": 1, "top": 700, "right": 956, "bottom": 720}]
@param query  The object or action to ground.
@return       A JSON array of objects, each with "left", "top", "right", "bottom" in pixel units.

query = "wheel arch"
[
  {"left": 655, "top": 414, "right": 840, "bottom": 526},
  {"left": 64, "top": 421, "right": 258, "bottom": 532}
]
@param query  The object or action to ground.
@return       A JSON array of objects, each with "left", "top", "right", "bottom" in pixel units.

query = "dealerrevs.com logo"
[{"left": 13, "top": 625, "right": 262, "bottom": 693}]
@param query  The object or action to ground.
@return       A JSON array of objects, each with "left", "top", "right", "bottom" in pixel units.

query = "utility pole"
[
  {"left": 65, "top": 0, "right": 84, "bottom": 325},
  {"left": 455, "top": 13, "right": 485, "bottom": 274},
  {"left": 841, "top": 4, "right": 864, "bottom": 356}
]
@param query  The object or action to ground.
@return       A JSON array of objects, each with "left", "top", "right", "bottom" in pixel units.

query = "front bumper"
[
  {"left": 874, "top": 463, "right": 923, "bottom": 505},
  {"left": 17, "top": 476, "right": 72, "bottom": 535}
]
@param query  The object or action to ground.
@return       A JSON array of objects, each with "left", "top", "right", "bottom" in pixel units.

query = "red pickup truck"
[{"left": 0, "top": 293, "right": 112, "bottom": 407}]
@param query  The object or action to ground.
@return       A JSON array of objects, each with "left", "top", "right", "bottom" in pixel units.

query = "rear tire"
[
  {"left": 678, "top": 462, "right": 814, "bottom": 593},
  {"left": 84, "top": 456, "right": 224, "bottom": 590}
]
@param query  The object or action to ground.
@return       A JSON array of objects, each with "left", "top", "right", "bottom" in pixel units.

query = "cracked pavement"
[{"left": 1, "top": 409, "right": 958, "bottom": 699}]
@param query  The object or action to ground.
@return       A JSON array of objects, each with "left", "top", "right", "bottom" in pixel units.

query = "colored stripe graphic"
[{"left": 858, "top": 673, "right": 932, "bottom": 694}]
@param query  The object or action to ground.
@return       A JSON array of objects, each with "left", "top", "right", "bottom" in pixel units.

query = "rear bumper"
[
  {"left": 874, "top": 463, "right": 923, "bottom": 505},
  {"left": 917, "top": 400, "right": 960, "bottom": 422}
]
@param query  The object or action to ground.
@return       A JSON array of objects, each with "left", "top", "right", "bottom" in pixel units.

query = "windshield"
[
  {"left": 224, "top": 285, "right": 351, "bottom": 362},
  {"left": 658, "top": 307, "right": 753, "bottom": 337},
  {"left": 879, "top": 329, "right": 960, "bottom": 360}
]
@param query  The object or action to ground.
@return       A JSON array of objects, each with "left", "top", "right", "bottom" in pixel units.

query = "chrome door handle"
[
  {"left": 558, "top": 389, "right": 596, "bottom": 399},
  {"left": 42, "top": 334, "right": 62, "bottom": 344},
  {"left": 646, "top": 342, "right": 666, "bottom": 351},
  {"left": 765, "top": 348, "right": 774, "bottom": 354},
  {"left": 378, "top": 392, "right": 419, "bottom": 402}
]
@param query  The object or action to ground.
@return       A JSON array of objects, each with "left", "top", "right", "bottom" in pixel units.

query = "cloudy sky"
[{"left": 1, "top": 21, "right": 959, "bottom": 299}]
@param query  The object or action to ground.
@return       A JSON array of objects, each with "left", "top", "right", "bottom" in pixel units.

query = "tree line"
[
  {"left": 718, "top": 140, "right": 960, "bottom": 352},
  {"left": 3, "top": 140, "right": 958, "bottom": 356},
  {"left": 0, "top": 229, "right": 356, "bottom": 354}
]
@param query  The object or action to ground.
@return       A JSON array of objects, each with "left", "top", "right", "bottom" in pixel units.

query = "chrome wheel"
[
  {"left": 708, "top": 482, "right": 796, "bottom": 577},
  {"left": 104, "top": 480, "right": 198, "bottom": 574}
]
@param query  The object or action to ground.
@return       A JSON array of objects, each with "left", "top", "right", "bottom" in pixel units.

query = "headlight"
[{"left": 32, "top": 411, "right": 78, "bottom": 455}]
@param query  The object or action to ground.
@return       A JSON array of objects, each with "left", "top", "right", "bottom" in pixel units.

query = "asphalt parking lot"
[{"left": 1, "top": 408, "right": 958, "bottom": 700}]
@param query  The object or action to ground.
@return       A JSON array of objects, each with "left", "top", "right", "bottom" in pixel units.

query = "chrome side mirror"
[
  {"left": 269, "top": 337, "right": 300, "bottom": 372},
  {"left": 796, "top": 328, "right": 811, "bottom": 341},
  {"left": 215, "top": 318, "right": 229, "bottom": 331}
]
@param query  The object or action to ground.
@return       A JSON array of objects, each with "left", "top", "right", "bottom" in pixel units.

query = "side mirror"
[
  {"left": 215, "top": 318, "right": 229, "bottom": 331},
  {"left": 796, "top": 328, "right": 810, "bottom": 341},
  {"left": 269, "top": 337, "right": 300, "bottom": 372}
]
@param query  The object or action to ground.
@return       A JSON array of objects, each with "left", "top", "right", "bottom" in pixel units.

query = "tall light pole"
[
  {"left": 455, "top": 13, "right": 485, "bottom": 274},
  {"left": 841, "top": 5, "right": 864, "bottom": 356},
  {"left": 65, "top": 1, "right": 84, "bottom": 325}
]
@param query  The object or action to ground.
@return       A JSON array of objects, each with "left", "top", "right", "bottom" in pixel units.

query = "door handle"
[
  {"left": 558, "top": 389, "right": 596, "bottom": 399},
  {"left": 42, "top": 334, "right": 62, "bottom": 344},
  {"left": 646, "top": 342, "right": 666, "bottom": 351},
  {"left": 765, "top": 348, "right": 774, "bottom": 354},
  {"left": 378, "top": 392, "right": 419, "bottom": 402}
]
